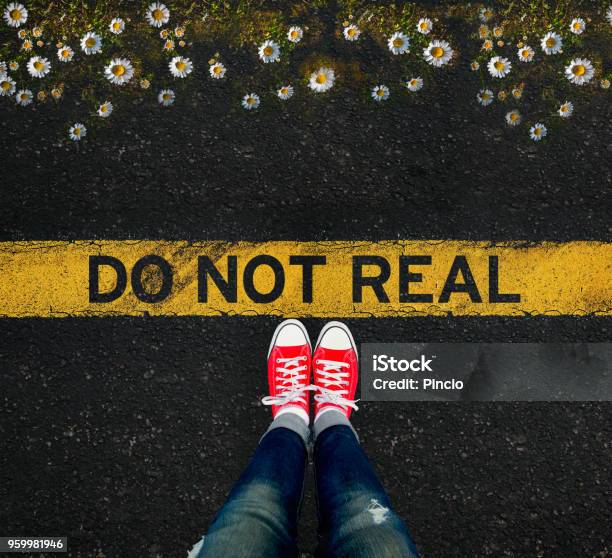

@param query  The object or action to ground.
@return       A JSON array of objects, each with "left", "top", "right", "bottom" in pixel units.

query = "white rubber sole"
[
  {"left": 267, "top": 319, "right": 312, "bottom": 358},
  {"left": 314, "top": 320, "right": 359, "bottom": 361}
]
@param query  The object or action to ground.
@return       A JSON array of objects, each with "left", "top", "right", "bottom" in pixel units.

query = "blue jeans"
[{"left": 195, "top": 424, "right": 420, "bottom": 557}]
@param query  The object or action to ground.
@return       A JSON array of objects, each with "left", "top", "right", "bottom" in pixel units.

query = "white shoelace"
[
  {"left": 261, "top": 355, "right": 311, "bottom": 407},
  {"left": 313, "top": 359, "right": 359, "bottom": 412}
]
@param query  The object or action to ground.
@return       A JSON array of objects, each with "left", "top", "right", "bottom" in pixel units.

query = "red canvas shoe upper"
[
  {"left": 262, "top": 320, "right": 311, "bottom": 419},
  {"left": 313, "top": 321, "right": 359, "bottom": 419}
]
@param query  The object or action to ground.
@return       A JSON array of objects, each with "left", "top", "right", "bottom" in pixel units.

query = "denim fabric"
[
  {"left": 314, "top": 425, "right": 420, "bottom": 558},
  {"left": 196, "top": 427, "right": 307, "bottom": 557},
  {"left": 195, "top": 424, "right": 420, "bottom": 558}
]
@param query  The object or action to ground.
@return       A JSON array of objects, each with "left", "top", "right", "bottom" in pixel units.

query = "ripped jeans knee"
[{"left": 318, "top": 492, "right": 419, "bottom": 558}]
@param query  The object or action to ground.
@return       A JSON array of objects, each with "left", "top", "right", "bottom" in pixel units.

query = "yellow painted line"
[{"left": 0, "top": 241, "right": 609, "bottom": 318}]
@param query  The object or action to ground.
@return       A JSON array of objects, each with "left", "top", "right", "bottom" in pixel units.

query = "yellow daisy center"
[
  {"left": 521, "top": 49, "right": 530, "bottom": 58},
  {"left": 62, "top": 49, "right": 70, "bottom": 58},
  {"left": 34, "top": 61, "right": 44, "bottom": 71},
  {"left": 347, "top": 28, "right": 357, "bottom": 37},
  {"left": 377, "top": 88, "right": 385, "bottom": 96},
  {"left": 573, "top": 22, "right": 581, "bottom": 30},
  {"left": 163, "top": 93, "right": 171, "bottom": 101},
  {"left": 85, "top": 37, "right": 96, "bottom": 48},
  {"left": 263, "top": 46, "right": 274, "bottom": 56},
  {"left": 112, "top": 64, "right": 126, "bottom": 76},
  {"left": 393, "top": 37, "right": 404, "bottom": 47},
  {"left": 494, "top": 61, "right": 505, "bottom": 71},
  {"left": 74, "top": 128, "right": 81, "bottom": 136},
  {"left": 420, "top": 22, "right": 429, "bottom": 30},
  {"left": 510, "top": 113, "right": 519, "bottom": 121},
  {"left": 247, "top": 97, "right": 256, "bottom": 105},
  {"left": 291, "top": 30, "right": 299, "bottom": 39},
  {"left": 534, "top": 128, "right": 542, "bottom": 136},
  {"left": 545, "top": 37, "right": 556, "bottom": 48},
  {"left": 101, "top": 105, "right": 108, "bottom": 113},
  {"left": 20, "top": 93, "right": 28, "bottom": 100},
  {"left": 316, "top": 73, "right": 327, "bottom": 84},
  {"left": 572, "top": 64, "right": 586, "bottom": 76},
  {"left": 213, "top": 65, "right": 222, "bottom": 74},
  {"left": 153, "top": 9, "right": 164, "bottom": 20},
  {"left": 175, "top": 60, "right": 186, "bottom": 71},
  {"left": 280, "top": 87, "right": 288, "bottom": 94},
  {"left": 431, "top": 46, "right": 444, "bottom": 58},
  {"left": 10, "top": 9, "right": 22, "bottom": 20},
  {"left": 113, "top": 21, "right": 122, "bottom": 30},
  {"left": 24, "top": 41, "right": 32, "bottom": 48},
  {"left": 1, "top": 81, "right": 11, "bottom": 91}
]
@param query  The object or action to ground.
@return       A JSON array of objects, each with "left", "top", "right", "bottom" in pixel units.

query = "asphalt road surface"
[{"left": 1, "top": 11, "right": 611, "bottom": 557}]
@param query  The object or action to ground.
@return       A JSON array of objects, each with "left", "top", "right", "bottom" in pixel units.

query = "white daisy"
[
  {"left": 423, "top": 40, "right": 453, "bottom": 67},
  {"left": 558, "top": 101, "right": 574, "bottom": 118},
  {"left": 477, "top": 88, "right": 494, "bottom": 106},
  {"left": 371, "top": 85, "right": 390, "bottom": 101},
  {"left": 109, "top": 17, "right": 125, "bottom": 34},
  {"left": 15, "top": 89, "right": 32, "bottom": 106},
  {"left": 287, "top": 26, "right": 303, "bottom": 43},
  {"left": 569, "top": 17, "right": 586, "bottom": 34},
  {"left": 104, "top": 58, "right": 134, "bottom": 85},
  {"left": 308, "top": 67, "right": 335, "bottom": 93},
  {"left": 479, "top": 7, "right": 494, "bottom": 23},
  {"left": 607, "top": 6, "right": 612, "bottom": 25},
  {"left": 388, "top": 32, "right": 410, "bottom": 55},
  {"left": 470, "top": 61, "right": 480, "bottom": 71},
  {"left": 529, "top": 123, "right": 547, "bottom": 141},
  {"left": 69, "top": 122, "right": 87, "bottom": 141},
  {"left": 601, "top": 79, "right": 611, "bottom": 89},
  {"left": 343, "top": 24, "right": 361, "bottom": 41},
  {"left": 3, "top": 2, "right": 27, "bottom": 27},
  {"left": 277, "top": 85, "right": 294, "bottom": 100},
  {"left": 97, "top": 101, "right": 113, "bottom": 118},
  {"left": 57, "top": 46, "right": 74, "bottom": 63},
  {"left": 27, "top": 56, "right": 51, "bottom": 78},
  {"left": 416, "top": 17, "right": 433, "bottom": 34},
  {"left": 242, "top": 92, "right": 260, "bottom": 110},
  {"left": 9, "top": 60, "right": 18, "bottom": 71},
  {"left": 209, "top": 62, "right": 226, "bottom": 79},
  {"left": 487, "top": 55, "right": 512, "bottom": 78},
  {"left": 0, "top": 76, "right": 16, "bottom": 96},
  {"left": 565, "top": 58, "right": 594, "bottom": 85},
  {"left": 169, "top": 56, "right": 193, "bottom": 78},
  {"left": 505, "top": 110, "right": 522, "bottom": 126},
  {"left": 406, "top": 77, "right": 423, "bottom": 92},
  {"left": 258, "top": 40, "right": 280, "bottom": 63},
  {"left": 540, "top": 32, "right": 563, "bottom": 55},
  {"left": 146, "top": 3, "right": 169, "bottom": 28},
  {"left": 158, "top": 88, "right": 175, "bottom": 106},
  {"left": 517, "top": 45, "right": 535, "bottom": 62},
  {"left": 80, "top": 32, "right": 102, "bottom": 55}
]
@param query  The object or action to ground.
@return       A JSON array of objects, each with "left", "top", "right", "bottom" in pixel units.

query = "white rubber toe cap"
[
  {"left": 316, "top": 321, "right": 357, "bottom": 351},
  {"left": 276, "top": 323, "right": 308, "bottom": 346},
  {"left": 268, "top": 319, "right": 311, "bottom": 356}
]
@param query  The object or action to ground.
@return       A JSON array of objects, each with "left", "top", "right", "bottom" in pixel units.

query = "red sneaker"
[
  {"left": 262, "top": 319, "right": 312, "bottom": 424},
  {"left": 313, "top": 321, "right": 359, "bottom": 420}
]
